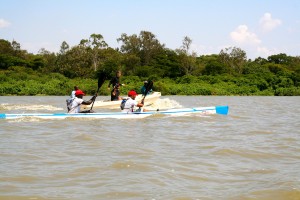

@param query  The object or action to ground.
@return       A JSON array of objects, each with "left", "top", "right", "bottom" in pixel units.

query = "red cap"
[
  {"left": 75, "top": 90, "right": 85, "bottom": 96},
  {"left": 128, "top": 90, "right": 137, "bottom": 96}
]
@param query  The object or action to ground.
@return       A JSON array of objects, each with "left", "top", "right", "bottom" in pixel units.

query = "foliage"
[
  {"left": 0, "top": 36, "right": 300, "bottom": 96},
  {"left": 203, "top": 60, "right": 226, "bottom": 75},
  {"left": 117, "top": 31, "right": 165, "bottom": 67},
  {"left": 219, "top": 47, "right": 247, "bottom": 74},
  {"left": 0, "top": 54, "right": 27, "bottom": 69}
]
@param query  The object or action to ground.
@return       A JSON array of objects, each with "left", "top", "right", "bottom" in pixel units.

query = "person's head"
[
  {"left": 75, "top": 90, "right": 85, "bottom": 98},
  {"left": 128, "top": 90, "right": 137, "bottom": 99},
  {"left": 74, "top": 86, "right": 79, "bottom": 91},
  {"left": 144, "top": 81, "right": 148, "bottom": 85},
  {"left": 116, "top": 70, "right": 121, "bottom": 77}
]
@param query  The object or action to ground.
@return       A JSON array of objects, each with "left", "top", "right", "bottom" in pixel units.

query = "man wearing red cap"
[
  {"left": 122, "top": 90, "right": 144, "bottom": 113},
  {"left": 68, "top": 90, "right": 96, "bottom": 113}
]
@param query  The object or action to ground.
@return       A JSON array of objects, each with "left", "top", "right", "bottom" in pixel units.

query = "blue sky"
[{"left": 1, "top": 0, "right": 299, "bottom": 59}]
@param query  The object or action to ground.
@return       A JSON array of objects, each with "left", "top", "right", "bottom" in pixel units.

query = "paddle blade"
[
  {"left": 98, "top": 72, "right": 107, "bottom": 88},
  {"left": 144, "top": 80, "right": 153, "bottom": 96},
  {"left": 90, "top": 71, "right": 107, "bottom": 111},
  {"left": 216, "top": 106, "right": 229, "bottom": 115},
  {"left": 141, "top": 80, "right": 153, "bottom": 104}
]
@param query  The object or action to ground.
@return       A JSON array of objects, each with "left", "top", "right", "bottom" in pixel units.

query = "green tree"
[
  {"left": 139, "top": 31, "right": 165, "bottom": 66},
  {"left": 37, "top": 48, "right": 57, "bottom": 73},
  {"left": 176, "top": 36, "right": 197, "bottom": 75},
  {"left": 59, "top": 41, "right": 69, "bottom": 55},
  {"left": 243, "top": 61, "right": 270, "bottom": 75},
  {"left": 181, "top": 36, "right": 192, "bottom": 55},
  {"left": 63, "top": 45, "right": 92, "bottom": 78},
  {"left": 121, "top": 54, "right": 141, "bottom": 76},
  {"left": 0, "top": 54, "right": 27, "bottom": 69},
  {"left": 80, "top": 34, "right": 108, "bottom": 71},
  {"left": 267, "top": 53, "right": 292, "bottom": 65},
  {"left": 55, "top": 41, "right": 70, "bottom": 76},
  {"left": 219, "top": 46, "right": 247, "bottom": 74},
  {"left": 0, "top": 39, "right": 14, "bottom": 55},
  {"left": 99, "top": 47, "right": 123, "bottom": 77},
  {"left": 117, "top": 33, "right": 140, "bottom": 55},
  {"left": 117, "top": 31, "right": 164, "bottom": 67},
  {"left": 254, "top": 56, "right": 268, "bottom": 65},
  {"left": 203, "top": 60, "right": 226, "bottom": 75},
  {"left": 151, "top": 48, "right": 182, "bottom": 78},
  {"left": 56, "top": 43, "right": 91, "bottom": 78}
]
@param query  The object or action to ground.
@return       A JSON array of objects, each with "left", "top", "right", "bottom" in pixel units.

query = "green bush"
[
  {"left": 0, "top": 66, "right": 298, "bottom": 96},
  {"left": 275, "top": 87, "right": 300, "bottom": 96}
]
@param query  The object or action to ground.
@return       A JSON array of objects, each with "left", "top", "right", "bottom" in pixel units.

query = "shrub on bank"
[{"left": 1, "top": 66, "right": 300, "bottom": 96}]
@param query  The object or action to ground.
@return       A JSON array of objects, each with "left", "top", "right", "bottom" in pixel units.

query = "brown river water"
[{"left": 0, "top": 96, "right": 299, "bottom": 200}]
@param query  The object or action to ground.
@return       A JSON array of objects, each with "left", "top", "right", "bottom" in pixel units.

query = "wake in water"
[
  {"left": 0, "top": 103, "right": 63, "bottom": 111},
  {"left": 144, "top": 98, "right": 182, "bottom": 111},
  {"left": 0, "top": 98, "right": 181, "bottom": 113}
]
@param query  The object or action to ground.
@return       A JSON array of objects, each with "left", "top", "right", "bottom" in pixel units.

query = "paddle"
[
  {"left": 141, "top": 80, "right": 153, "bottom": 104},
  {"left": 89, "top": 72, "right": 106, "bottom": 112}
]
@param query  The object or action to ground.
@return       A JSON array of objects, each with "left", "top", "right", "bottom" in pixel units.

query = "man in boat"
[
  {"left": 68, "top": 90, "right": 96, "bottom": 113},
  {"left": 121, "top": 90, "right": 144, "bottom": 113},
  {"left": 107, "top": 70, "right": 125, "bottom": 91},
  {"left": 66, "top": 86, "right": 79, "bottom": 111},
  {"left": 111, "top": 83, "right": 122, "bottom": 101}
]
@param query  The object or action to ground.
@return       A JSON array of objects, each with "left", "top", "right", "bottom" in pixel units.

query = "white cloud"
[
  {"left": 230, "top": 25, "right": 261, "bottom": 45},
  {"left": 256, "top": 46, "right": 272, "bottom": 57},
  {"left": 0, "top": 18, "right": 11, "bottom": 28},
  {"left": 256, "top": 46, "right": 280, "bottom": 57},
  {"left": 259, "top": 13, "right": 282, "bottom": 32}
]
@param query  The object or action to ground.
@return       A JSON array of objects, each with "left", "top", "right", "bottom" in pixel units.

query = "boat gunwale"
[{"left": 0, "top": 106, "right": 228, "bottom": 119}]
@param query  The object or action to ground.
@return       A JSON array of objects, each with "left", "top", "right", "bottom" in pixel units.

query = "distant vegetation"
[{"left": 1, "top": 31, "right": 300, "bottom": 96}]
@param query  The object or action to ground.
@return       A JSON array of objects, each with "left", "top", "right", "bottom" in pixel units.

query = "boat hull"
[
  {"left": 0, "top": 106, "right": 228, "bottom": 120},
  {"left": 81, "top": 92, "right": 161, "bottom": 110}
]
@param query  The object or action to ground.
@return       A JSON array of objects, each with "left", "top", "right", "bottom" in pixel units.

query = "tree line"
[{"left": 0, "top": 31, "right": 300, "bottom": 96}]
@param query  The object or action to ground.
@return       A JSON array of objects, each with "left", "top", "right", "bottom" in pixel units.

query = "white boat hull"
[{"left": 0, "top": 106, "right": 229, "bottom": 120}]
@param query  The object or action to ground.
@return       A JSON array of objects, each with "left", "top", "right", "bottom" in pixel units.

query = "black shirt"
[{"left": 108, "top": 77, "right": 120, "bottom": 88}]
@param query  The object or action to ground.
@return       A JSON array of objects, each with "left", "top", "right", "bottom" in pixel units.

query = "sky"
[{"left": 1, "top": 0, "right": 299, "bottom": 59}]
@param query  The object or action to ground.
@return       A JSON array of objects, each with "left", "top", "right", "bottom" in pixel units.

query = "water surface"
[{"left": 0, "top": 96, "right": 299, "bottom": 199}]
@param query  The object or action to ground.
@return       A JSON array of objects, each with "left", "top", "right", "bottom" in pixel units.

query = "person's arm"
[
  {"left": 81, "top": 96, "right": 96, "bottom": 105},
  {"left": 137, "top": 102, "right": 144, "bottom": 107},
  {"left": 111, "top": 89, "right": 116, "bottom": 96}
]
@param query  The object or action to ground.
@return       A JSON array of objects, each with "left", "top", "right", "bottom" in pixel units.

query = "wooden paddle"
[
  {"left": 89, "top": 72, "right": 106, "bottom": 112},
  {"left": 141, "top": 80, "right": 153, "bottom": 104}
]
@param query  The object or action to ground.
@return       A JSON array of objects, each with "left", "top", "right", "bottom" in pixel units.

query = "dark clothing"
[
  {"left": 141, "top": 85, "right": 153, "bottom": 95},
  {"left": 108, "top": 77, "right": 120, "bottom": 88},
  {"left": 109, "top": 76, "right": 122, "bottom": 101},
  {"left": 111, "top": 89, "right": 120, "bottom": 101}
]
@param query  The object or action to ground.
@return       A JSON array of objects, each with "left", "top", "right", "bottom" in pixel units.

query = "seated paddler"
[
  {"left": 68, "top": 90, "right": 96, "bottom": 113},
  {"left": 121, "top": 90, "right": 144, "bottom": 113}
]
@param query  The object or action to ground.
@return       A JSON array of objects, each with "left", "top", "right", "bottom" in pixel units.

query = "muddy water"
[{"left": 0, "top": 96, "right": 299, "bottom": 200}]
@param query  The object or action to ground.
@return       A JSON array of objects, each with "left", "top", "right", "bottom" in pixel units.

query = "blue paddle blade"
[{"left": 216, "top": 106, "right": 229, "bottom": 115}]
